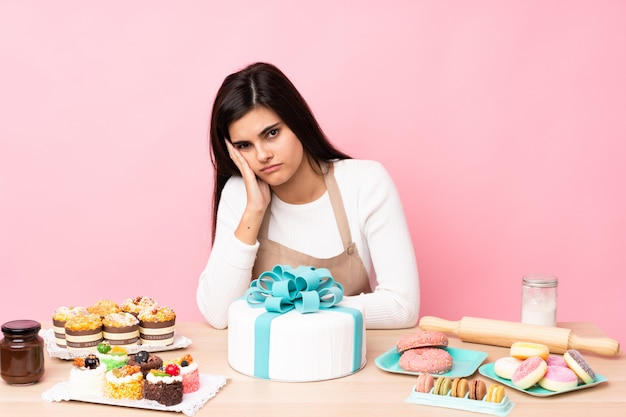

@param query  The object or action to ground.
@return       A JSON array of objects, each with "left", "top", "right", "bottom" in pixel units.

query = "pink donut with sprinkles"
[
  {"left": 538, "top": 365, "right": 578, "bottom": 391},
  {"left": 399, "top": 347, "right": 453, "bottom": 374},
  {"left": 397, "top": 331, "right": 449, "bottom": 353}
]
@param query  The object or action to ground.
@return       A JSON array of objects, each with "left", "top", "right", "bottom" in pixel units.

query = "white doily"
[
  {"left": 42, "top": 373, "right": 228, "bottom": 416},
  {"left": 42, "top": 328, "right": 192, "bottom": 360}
]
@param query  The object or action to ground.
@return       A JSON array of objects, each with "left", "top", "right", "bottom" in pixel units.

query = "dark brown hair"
[{"left": 209, "top": 62, "right": 351, "bottom": 242}]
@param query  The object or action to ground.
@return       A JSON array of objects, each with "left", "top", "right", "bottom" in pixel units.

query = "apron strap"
[
  {"left": 324, "top": 162, "right": 353, "bottom": 250},
  {"left": 258, "top": 161, "right": 353, "bottom": 251}
]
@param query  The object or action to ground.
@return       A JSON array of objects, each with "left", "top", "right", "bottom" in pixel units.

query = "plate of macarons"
[
  {"left": 375, "top": 330, "right": 488, "bottom": 378},
  {"left": 478, "top": 342, "right": 608, "bottom": 397}
]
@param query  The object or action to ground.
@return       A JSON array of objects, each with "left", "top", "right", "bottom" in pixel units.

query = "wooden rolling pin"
[{"left": 419, "top": 316, "right": 620, "bottom": 356}]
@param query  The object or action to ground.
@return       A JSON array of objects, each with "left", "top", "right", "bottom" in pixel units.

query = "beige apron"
[{"left": 252, "top": 163, "right": 372, "bottom": 296}]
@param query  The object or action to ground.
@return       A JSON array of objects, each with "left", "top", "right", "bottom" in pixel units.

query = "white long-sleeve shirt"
[{"left": 196, "top": 159, "right": 420, "bottom": 329}]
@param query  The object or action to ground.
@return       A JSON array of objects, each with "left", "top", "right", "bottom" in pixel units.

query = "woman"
[{"left": 196, "top": 62, "right": 419, "bottom": 329}]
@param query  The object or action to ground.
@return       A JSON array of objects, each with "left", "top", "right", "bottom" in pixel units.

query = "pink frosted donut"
[
  {"left": 546, "top": 355, "right": 567, "bottom": 368},
  {"left": 397, "top": 331, "right": 449, "bottom": 352},
  {"left": 399, "top": 347, "right": 453, "bottom": 374},
  {"left": 538, "top": 365, "right": 578, "bottom": 391},
  {"left": 494, "top": 356, "right": 522, "bottom": 380},
  {"left": 511, "top": 356, "right": 547, "bottom": 390}
]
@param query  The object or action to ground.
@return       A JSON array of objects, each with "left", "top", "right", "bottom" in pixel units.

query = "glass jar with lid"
[
  {"left": 521, "top": 274, "right": 558, "bottom": 327},
  {"left": 1, "top": 320, "right": 45, "bottom": 385}
]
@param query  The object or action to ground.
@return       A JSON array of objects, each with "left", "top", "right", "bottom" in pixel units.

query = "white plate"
[
  {"left": 42, "top": 373, "right": 228, "bottom": 416},
  {"left": 42, "top": 328, "right": 192, "bottom": 360}
]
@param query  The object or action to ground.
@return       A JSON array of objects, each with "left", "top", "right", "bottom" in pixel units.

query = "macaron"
[
  {"left": 563, "top": 349, "right": 596, "bottom": 384},
  {"left": 433, "top": 376, "right": 452, "bottom": 395},
  {"left": 450, "top": 378, "right": 469, "bottom": 398},
  {"left": 415, "top": 373, "right": 435, "bottom": 393},
  {"left": 511, "top": 356, "right": 548, "bottom": 390},
  {"left": 494, "top": 356, "right": 522, "bottom": 380},
  {"left": 399, "top": 347, "right": 453, "bottom": 374},
  {"left": 485, "top": 383, "right": 506, "bottom": 403},
  {"left": 469, "top": 379, "right": 487, "bottom": 400},
  {"left": 397, "top": 331, "right": 449, "bottom": 352},
  {"left": 538, "top": 365, "right": 579, "bottom": 391}
]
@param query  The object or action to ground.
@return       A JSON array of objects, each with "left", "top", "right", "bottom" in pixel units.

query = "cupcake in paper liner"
[
  {"left": 65, "top": 313, "right": 103, "bottom": 352},
  {"left": 120, "top": 296, "right": 158, "bottom": 317},
  {"left": 138, "top": 306, "right": 176, "bottom": 346},
  {"left": 87, "top": 299, "right": 120, "bottom": 318},
  {"left": 102, "top": 312, "right": 140, "bottom": 348},
  {"left": 52, "top": 306, "right": 89, "bottom": 348}
]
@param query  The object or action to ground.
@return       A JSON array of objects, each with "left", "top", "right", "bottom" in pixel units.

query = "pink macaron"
[
  {"left": 511, "top": 356, "right": 547, "bottom": 390},
  {"left": 538, "top": 365, "right": 578, "bottom": 391},
  {"left": 415, "top": 372, "right": 435, "bottom": 393}
]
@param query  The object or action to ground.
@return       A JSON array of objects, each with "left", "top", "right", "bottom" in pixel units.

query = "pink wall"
[{"left": 1, "top": 1, "right": 625, "bottom": 344}]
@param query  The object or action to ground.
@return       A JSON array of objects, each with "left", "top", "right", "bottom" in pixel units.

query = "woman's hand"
[{"left": 225, "top": 140, "right": 271, "bottom": 244}]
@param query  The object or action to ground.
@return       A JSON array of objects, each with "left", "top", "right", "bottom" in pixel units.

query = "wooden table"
[{"left": 1, "top": 321, "right": 623, "bottom": 416}]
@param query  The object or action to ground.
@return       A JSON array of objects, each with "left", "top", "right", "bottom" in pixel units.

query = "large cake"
[{"left": 228, "top": 265, "right": 366, "bottom": 382}]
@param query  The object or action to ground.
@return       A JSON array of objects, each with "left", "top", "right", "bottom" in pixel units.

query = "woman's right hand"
[{"left": 225, "top": 140, "right": 271, "bottom": 244}]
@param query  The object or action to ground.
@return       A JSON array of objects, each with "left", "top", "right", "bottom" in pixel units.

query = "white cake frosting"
[
  {"left": 69, "top": 363, "right": 106, "bottom": 398},
  {"left": 228, "top": 298, "right": 365, "bottom": 382},
  {"left": 146, "top": 372, "right": 183, "bottom": 384}
]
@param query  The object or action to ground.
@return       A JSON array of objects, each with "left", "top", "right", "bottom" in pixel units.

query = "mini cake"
[
  {"left": 104, "top": 365, "right": 144, "bottom": 400},
  {"left": 138, "top": 306, "right": 176, "bottom": 346},
  {"left": 167, "top": 354, "right": 200, "bottom": 393},
  {"left": 97, "top": 343, "right": 129, "bottom": 371},
  {"left": 88, "top": 299, "right": 120, "bottom": 318},
  {"left": 69, "top": 354, "right": 107, "bottom": 398},
  {"left": 144, "top": 364, "right": 184, "bottom": 406},
  {"left": 127, "top": 350, "right": 163, "bottom": 376},
  {"left": 65, "top": 313, "right": 103, "bottom": 352},
  {"left": 120, "top": 296, "right": 158, "bottom": 317},
  {"left": 52, "top": 306, "right": 88, "bottom": 348},
  {"left": 102, "top": 312, "right": 140, "bottom": 347}
]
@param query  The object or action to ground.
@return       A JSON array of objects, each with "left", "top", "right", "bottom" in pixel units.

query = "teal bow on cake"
[{"left": 245, "top": 265, "right": 344, "bottom": 313}]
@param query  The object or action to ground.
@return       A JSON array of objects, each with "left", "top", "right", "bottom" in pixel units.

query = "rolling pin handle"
[
  {"left": 418, "top": 316, "right": 461, "bottom": 335},
  {"left": 568, "top": 333, "right": 620, "bottom": 356}
]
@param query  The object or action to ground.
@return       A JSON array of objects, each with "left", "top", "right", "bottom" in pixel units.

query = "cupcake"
[
  {"left": 65, "top": 314, "right": 103, "bottom": 352},
  {"left": 104, "top": 365, "right": 144, "bottom": 400},
  {"left": 69, "top": 354, "right": 107, "bottom": 398},
  {"left": 88, "top": 299, "right": 120, "bottom": 318},
  {"left": 102, "top": 312, "right": 139, "bottom": 348},
  {"left": 127, "top": 350, "right": 163, "bottom": 377},
  {"left": 138, "top": 306, "right": 176, "bottom": 346},
  {"left": 144, "top": 364, "right": 184, "bottom": 406},
  {"left": 52, "top": 306, "right": 88, "bottom": 348},
  {"left": 97, "top": 342, "right": 129, "bottom": 371},
  {"left": 167, "top": 354, "right": 200, "bottom": 393},
  {"left": 120, "top": 296, "right": 158, "bottom": 317}
]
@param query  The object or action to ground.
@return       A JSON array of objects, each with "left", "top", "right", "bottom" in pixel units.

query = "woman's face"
[{"left": 228, "top": 106, "right": 306, "bottom": 187}]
